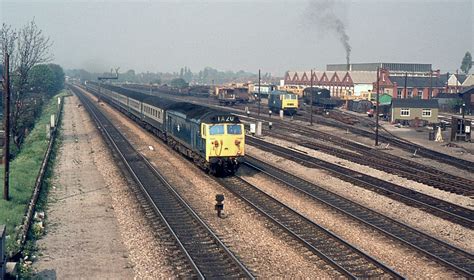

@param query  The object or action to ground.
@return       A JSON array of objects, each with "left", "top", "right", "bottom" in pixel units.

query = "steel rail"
[
  {"left": 72, "top": 85, "right": 254, "bottom": 279},
  {"left": 247, "top": 137, "right": 474, "bottom": 229},
  {"left": 217, "top": 176, "right": 404, "bottom": 279},
  {"left": 243, "top": 156, "right": 474, "bottom": 277}
]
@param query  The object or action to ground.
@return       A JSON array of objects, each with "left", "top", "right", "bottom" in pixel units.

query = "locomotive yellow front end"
[
  {"left": 201, "top": 114, "right": 245, "bottom": 175},
  {"left": 282, "top": 93, "right": 299, "bottom": 115}
]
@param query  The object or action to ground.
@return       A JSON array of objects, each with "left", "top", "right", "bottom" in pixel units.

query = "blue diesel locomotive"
[{"left": 85, "top": 82, "right": 245, "bottom": 175}]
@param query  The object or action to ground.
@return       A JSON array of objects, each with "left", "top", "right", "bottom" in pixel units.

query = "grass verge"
[{"left": 0, "top": 90, "right": 69, "bottom": 256}]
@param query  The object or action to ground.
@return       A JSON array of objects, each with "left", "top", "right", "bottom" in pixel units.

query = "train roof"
[
  {"left": 167, "top": 102, "right": 240, "bottom": 124},
  {"left": 269, "top": 90, "right": 295, "bottom": 95},
  {"left": 99, "top": 82, "right": 239, "bottom": 123}
]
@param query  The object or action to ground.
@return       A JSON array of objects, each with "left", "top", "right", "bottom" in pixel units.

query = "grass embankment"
[{"left": 0, "top": 90, "right": 68, "bottom": 255}]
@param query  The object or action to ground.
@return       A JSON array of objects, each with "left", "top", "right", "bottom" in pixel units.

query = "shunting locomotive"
[{"left": 268, "top": 90, "right": 299, "bottom": 115}]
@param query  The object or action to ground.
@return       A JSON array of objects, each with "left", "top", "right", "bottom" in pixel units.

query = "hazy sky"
[{"left": 1, "top": 0, "right": 473, "bottom": 76}]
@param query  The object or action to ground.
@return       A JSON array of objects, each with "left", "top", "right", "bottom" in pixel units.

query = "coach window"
[
  {"left": 209, "top": 125, "right": 224, "bottom": 135},
  {"left": 227, "top": 124, "right": 242, "bottom": 134}
]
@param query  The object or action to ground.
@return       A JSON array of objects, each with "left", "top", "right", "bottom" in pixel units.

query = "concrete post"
[
  {"left": 280, "top": 110, "right": 284, "bottom": 119},
  {"left": 256, "top": 121, "right": 262, "bottom": 136},
  {"left": 46, "top": 124, "right": 51, "bottom": 140},
  {"left": 50, "top": 114, "right": 55, "bottom": 129},
  {"left": 250, "top": 123, "right": 256, "bottom": 135},
  {"left": 0, "top": 225, "right": 5, "bottom": 279}
]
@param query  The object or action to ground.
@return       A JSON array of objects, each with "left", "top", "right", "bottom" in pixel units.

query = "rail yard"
[
  {"left": 2, "top": 2, "right": 473, "bottom": 279},
  {"left": 49, "top": 81, "right": 472, "bottom": 279}
]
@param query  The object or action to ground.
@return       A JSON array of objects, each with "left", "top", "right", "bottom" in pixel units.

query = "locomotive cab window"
[
  {"left": 209, "top": 124, "right": 224, "bottom": 135},
  {"left": 227, "top": 124, "right": 242, "bottom": 134}
]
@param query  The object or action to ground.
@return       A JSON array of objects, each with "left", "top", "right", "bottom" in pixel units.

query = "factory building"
[
  {"left": 284, "top": 66, "right": 446, "bottom": 100},
  {"left": 327, "top": 62, "right": 433, "bottom": 76}
]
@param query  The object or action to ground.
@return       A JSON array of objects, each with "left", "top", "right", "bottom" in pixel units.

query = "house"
[
  {"left": 461, "top": 74, "right": 474, "bottom": 88},
  {"left": 391, "top": 99, "right": 439, "bottom": 124},
  {"left": 388, "top": 75, "right": 445, "bottom": 99},
  {"left": 446, "top": 73, "right": 467, "bottom": 93}
]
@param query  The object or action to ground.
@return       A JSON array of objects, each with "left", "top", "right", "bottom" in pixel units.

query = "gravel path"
[
  {"left": 246, "top": 143, "right": 474, "bottom": 253},
  {"left": 33, "top": 95, "right": 135, "bottom": 279},
  {"left": 97, "top": 98, "right": 341, "bottom": 278}
]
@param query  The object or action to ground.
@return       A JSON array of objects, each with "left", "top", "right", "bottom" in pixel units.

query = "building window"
[
  {"left": 397, "top": 88, "right": 403, "bottom": 98},
  {"left": 422, "top": 109, "right": 432, "bottom": 117},
  {"left": 400, "top": 108, "right": 410, "bottom": 116},
  {"left": 418, "top": 89, "right": 424, "bottom": 98},
  {"left": 407, "top": 89, "right": 413, "bottom": 98}
]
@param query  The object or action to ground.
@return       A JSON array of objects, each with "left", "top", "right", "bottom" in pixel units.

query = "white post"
[
  {"left": 256, "top": 121, "right": 262, "bottom": 136},
  {"left": 50, "top": 114, "right": 56, "bottom": 128},
  {"left": 250, "top": 123, "right": 256, "bottom": 135},
  {"left": 46, "top": 124, "right": 51, "bottom": 140},
  {"left": 280, "top": 110, "right": 284, "bottom": 119},
  {"left": 0, "top": 225, "right": 5, "bottom": 279}
]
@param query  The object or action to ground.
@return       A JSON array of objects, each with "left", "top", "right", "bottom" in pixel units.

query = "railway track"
[
  {"left": 132, "top": 86, "right": 474, "bottom": 173},
  {"left": 247, "top": 136, "right": 474, "bottom": 229},
  {"left": 217, "top": 176, "right": 404, "bottom": 279},
  {"left": 263, "top": 127, "right": 474, "bottom": 197},
  {"left": 295, "top": 109, "right": 474, "bottom": 173},
  {"left": 71, "top": 85, "right": 254, "bottom": 279},
  {"left": 242, "top": 156, "right": 474, "bottom": 277}
]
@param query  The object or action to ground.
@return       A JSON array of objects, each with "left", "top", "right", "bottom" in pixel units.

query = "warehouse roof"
[
  {"left": 389, "top": 76, "right": 445, "bottom": 88},
  {"left": 349, "top": 71, "right": 377, "bottom": 84},
  {"left": 392, "top": 98, "right": 439, "bottom": 108}
]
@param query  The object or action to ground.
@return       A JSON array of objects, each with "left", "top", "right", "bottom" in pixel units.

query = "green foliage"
[
  {"left": 28, "top": 64, "right": 65, "bottom": 96},
  {"left": 461, "top": 51, "right": 472, "bottom": 75},
  {"left": 0, "top": 91, "right": 66, "bottom": 256},
  {"left": 170, "top": 77, "right": 189, "bottom": 88}
]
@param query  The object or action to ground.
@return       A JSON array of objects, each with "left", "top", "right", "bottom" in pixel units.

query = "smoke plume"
[{"left": 305, "top": 0, "right": 352, "bottom": 66}]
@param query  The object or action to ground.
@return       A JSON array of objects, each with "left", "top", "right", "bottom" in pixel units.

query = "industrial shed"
[
  {"left": 391, "top": 99, "right": 439, "bottom": 125},
  {"left": 460, "top": 86, "right": 474, "bottom": 115}
]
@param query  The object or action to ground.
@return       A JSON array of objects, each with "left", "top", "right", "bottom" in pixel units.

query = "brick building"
[{"left": 284, "top": 67, "right": 446, "bottom": 100}]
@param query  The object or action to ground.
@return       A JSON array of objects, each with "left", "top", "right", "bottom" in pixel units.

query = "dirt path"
[{"left": 33, "top": 95, "right": 135, "bottom": 279}]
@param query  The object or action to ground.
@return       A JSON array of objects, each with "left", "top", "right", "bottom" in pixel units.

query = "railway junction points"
[{"left": 6, "top": 83, "right": 468, "bottom": 279}]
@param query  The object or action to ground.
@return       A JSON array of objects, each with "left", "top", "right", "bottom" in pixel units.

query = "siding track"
[
  {"left": 243, "top": 156, "right": 474, "bottom": 278},
  {"left": 247, "top": 137, "right": 474, "bottom": 229}
]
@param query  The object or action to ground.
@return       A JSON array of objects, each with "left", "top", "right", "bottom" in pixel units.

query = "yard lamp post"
[
  {"left": 310, "top": 69, "right": 314, "bottom": 126},
  {"left": 258, "top": 69, "right": 261, "bottom": 117},
  {"left": 375, "top": 67, "right": 380, "bottom": 146}
]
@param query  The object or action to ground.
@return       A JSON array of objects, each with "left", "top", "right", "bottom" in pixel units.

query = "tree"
[
  {"left": 170, "top": 78, "right": 188, "bottom": 88},
  {"left": 461, "top": 51, "right": 472, "bottom": 75},
  {"left": 28, "top": 64, "right": 55, "bottom": 94},
  {"left": 27, "top": 64, "right": 64, "bottom": 96},
  {"left": 1, "top": 19, "right": 53, "bottom": 149}
]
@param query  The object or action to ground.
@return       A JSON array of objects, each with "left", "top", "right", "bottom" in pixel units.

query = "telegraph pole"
[
  {"left": 310, "top": 69, "right": 313, "bottom": 126},
  {"left": 403, "top": 72, "right": 407, "bottom": 98},
  {"left": 258, "top": 69, "right": 261, "bottom": 116},
  {"left": 429, "top": 69, "right": 433, "bottom": 99},
  {"left": 375, "top": 67, "right": 380, "bottom": 146},
  {"left": 2, "top": 52, "right": 11, "bottom": 200}
]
